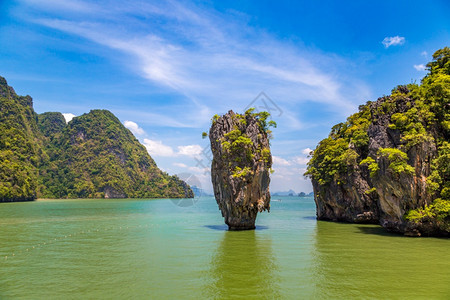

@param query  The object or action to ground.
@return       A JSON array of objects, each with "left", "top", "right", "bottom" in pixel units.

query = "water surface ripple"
[{"left": 0, "top": 197, "right": 449, "bottom": 299}]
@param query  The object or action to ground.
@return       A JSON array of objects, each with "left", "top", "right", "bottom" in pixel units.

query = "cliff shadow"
[
  {"left": 203, "top": 224, "right": 268, "bottom": 231},
  {"left": 356, "top": 225, "right": 403, "bottom": 237}
]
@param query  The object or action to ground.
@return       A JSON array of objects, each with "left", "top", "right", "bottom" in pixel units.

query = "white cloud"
[
  {"left": 173, "top": 162, "right": 187, "bottom": 168},
  {"left": 301, "top": 148, "right": 313, "bottom": 155},
  {"left": 141, "top": 139, "right": 205, "bottom": 158},
  {"left": 62, "top": 113, "right": 76, "bottom": 123},
  {"left": 123, "top": 120, "right": 145, "bottom": 135},
  {"left": 188, "top": 166, "right": 209, "bottom": 174},
  {"left": 28, "top": 0, "right": 369, "bottom": 118},
  {"left": 382, "top": 36, "right": 405, "bottom": 48},
  {"left": 413, "top": 64, "right": 426, "bottom": 71},
  {"left": 272, "top": 156, "right": 291, "bottom": 166},
  {"left": 21, "top": 0, "right": 98, "bottom": 13},
  {"left": 421, "top": 51, "right": 428, "bottom": 57},
  {"left": 143, "top": 139, "right": 175, "bottom": 157},
  {"left": 177, "top": 144, "right": 203, "bottom": 157},
  {"left": 293, "top": 156, "right": 310, "bottom": 165}
]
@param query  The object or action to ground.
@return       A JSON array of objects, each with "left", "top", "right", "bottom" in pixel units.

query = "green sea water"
[{"left": 0, "top": 196, "right": 449, "bottom": 299}]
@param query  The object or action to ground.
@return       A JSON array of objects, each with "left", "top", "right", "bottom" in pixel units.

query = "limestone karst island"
[
  {"left": 208, "top": 109, "right": 275, "bottom": 230},
  {"left": 0, "top": 1, "right": 449, "bottom": 299}
]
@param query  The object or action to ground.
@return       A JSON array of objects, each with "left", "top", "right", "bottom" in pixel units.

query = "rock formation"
[
  {"left": 305, "top": 48, "right": 450, "bottom": 237},
  {"left": 0, "top": 76, "right": 43, "bottom": 202},
  {"left": 0, "top": 76, "right": 193, "bottom": 201},
  {"left": 209, "top": 110, "right": 274, "bottom": 230}
]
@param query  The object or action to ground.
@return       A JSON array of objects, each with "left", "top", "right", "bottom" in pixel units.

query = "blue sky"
[{"left": 1, "top": 0, "right": 449, "bottom": 193}]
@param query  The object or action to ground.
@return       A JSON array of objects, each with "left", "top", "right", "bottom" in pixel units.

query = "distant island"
[
  {"left": 0, "top": 76, "right": 193, "bottom": 202},
  {"left": 298, "top": 192, "right": 314, "bottom": 197},
  {"left": 271, "top": 190, "right": 313, "bottom": 197},
  {"left": 305, "top": 48, "right": 449, "bottom": 237}
]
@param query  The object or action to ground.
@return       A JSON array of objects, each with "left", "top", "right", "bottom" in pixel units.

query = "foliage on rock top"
[{"left": 213, "top": 109, "right": 274, "bottom": 180}]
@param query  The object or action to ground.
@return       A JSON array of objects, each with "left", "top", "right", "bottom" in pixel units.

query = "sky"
[{"left": 0, "top": 0, "right": 449, "bottom": 193}]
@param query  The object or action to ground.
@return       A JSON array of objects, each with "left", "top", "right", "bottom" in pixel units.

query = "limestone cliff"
[
  {"left": 209, "top": 110, "right": 274, "bottom": 230},
  {"left": 306, "top": 48, "right": 449, "bottom": 237},
  {"left": 0, "top": 77, "right": 43, "bottom": 202},
  {"left": 0, "top": 76, "right": 194, "bottom": 201},
  {"left": 39, "top": 109, "right": 194, "bottom": 199}
]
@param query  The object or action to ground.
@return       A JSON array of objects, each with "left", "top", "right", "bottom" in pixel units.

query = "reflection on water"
[
  {"left": 204, "top": 224, "right": 269, "bottom": 231},
  {"left": 312, "top": 221, "right": 450, "bottom": 299},
  {"left": 205, "top": 230, "right": 280, "bottom": 299},
  {"left": 1, "top": 197, "right": 449, "bottom": 298}
]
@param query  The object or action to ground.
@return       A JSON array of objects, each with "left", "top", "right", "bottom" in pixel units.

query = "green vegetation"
[
  {"left": 212, "top": 114, "right": 220, "bottom": 123},
  {"left": 304, "top": 102, "right": 371, "bottom": 185},
  {"left": 0, "top": 77, "right": 43, "bottom": 201},
  {"left": 358, "top": 148, "right": 415, "bottom": 178},
  {"left": 217, "top": 109, "right": 274, "bottom": 179},
  {"left": 38, "top": 110, "right": 192, "bottom": 199},
  {"left": 365, "top": 187, "right": 377, "bottom": 195},
  {"left": 378, "top": 148, "right": 415, "bottom": 175},
  {"left": 305, "top": 47, "right": 449, "bottom": 229},
  {"left": 406, "top": 198, "right": 450, "bottom": 232},
  {"left": 359, "top": 156, "right": 379, "bottom": 177},
  {"left": 244, "top": 108, "right": 277, "bottom": 137},
  {"left": 232, "top": 166, "right": 253, "bottom": 178},
  {"left": 261, "top": 148, "right": 271, "bottom": 163},
  {"left": 405, "top": 48, "right": 450, "bottom": 222},
  {"left": 0, "top": 77, "right": 193, "bottom": 201},
  {"left": 408, "top": 141, "right": 450, "bottom": 225}
]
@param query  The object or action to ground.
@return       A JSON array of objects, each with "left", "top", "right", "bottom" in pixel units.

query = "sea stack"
[{"left": 209, "top": 110, "right": 274, "bottom": 230}]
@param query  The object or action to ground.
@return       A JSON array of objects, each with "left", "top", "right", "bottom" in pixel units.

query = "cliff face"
[
  {"left": 306, "top": 48, "right": 450, "bottom": 237},
  {"left": 0, "top": 77, "right": 43, "bottom": 202},
  {"left": 366, "top": 98, "right": 436, "bottom": 234},
  {"left": 312, "top": 165, "right": 379, "bottom": 223},
  {"left": 209, "top": 110, "right": 273, "bottom": 230},
  {"left": 0, "top": 76, "right": 193, "bottom": 201},
  {"left": 40, "top": 109, "right": 193, "bottom": 199}
]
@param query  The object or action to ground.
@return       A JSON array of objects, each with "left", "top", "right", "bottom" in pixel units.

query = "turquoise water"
[{"left": 0, "top": 197, "right": 449, "bottom": 299}]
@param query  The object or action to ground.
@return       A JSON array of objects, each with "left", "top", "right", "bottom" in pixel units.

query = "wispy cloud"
[
  {"left": 272, "top": 156, "right": 291, "bottom": 166},
  {"left": 293, "top": 156, "right": 310, "bottom": 165},
  {"left": 116, "top": 109, "right": 204, "bottom": 128},
  {"left": 301, "top": 147, "right": 313, "bottom": 155},
  {"left": 21, "top": 0, "right": 369, "bottom": 121},
  {"left": 177, "top": 144, "right": 203, "bottom": 157},
  {"left": 382, "top": 36, "right": 405, "bottom": 48},
  {"left": 413, "top": 64, "right": 426, "bottom": 71},
  {"left": 124, "top": 120, "right": 145, "bottom": 135},
  {"left": 143, "top": 139, "right": 175, "bottom": 157},
  {"left": 143, "top": 138, "right": 203, "bottom": 158},
  {"left": 14, "top": 0, "right": 375, "bottom": 194},
  {"left": 21, "top": 0, "right": 99, "bottom": 13},
  {"left": 173, "top": 162, "right": 187, "bottom": 168}
]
